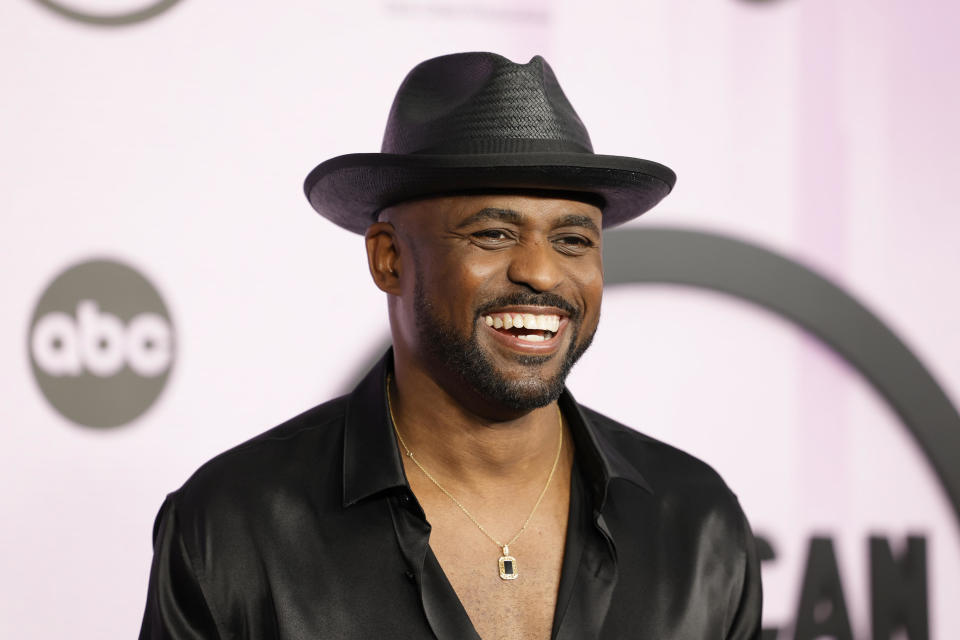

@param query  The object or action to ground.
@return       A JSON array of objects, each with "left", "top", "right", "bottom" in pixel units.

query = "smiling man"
[{"left": 139, "top": 53, "right": 762, "bottom": 640}]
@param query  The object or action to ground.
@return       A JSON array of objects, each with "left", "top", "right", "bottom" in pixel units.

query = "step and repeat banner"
[{"left": 2, "top": 0, "right": 959, "bottom": 638}]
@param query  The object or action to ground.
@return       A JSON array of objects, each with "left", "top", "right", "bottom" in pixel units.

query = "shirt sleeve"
[
  {"left": 725, "top": 501, "right": 764, "bottom": 640},
  {"left": 139, "top": 496, "right": 221, "bottom": 640}
]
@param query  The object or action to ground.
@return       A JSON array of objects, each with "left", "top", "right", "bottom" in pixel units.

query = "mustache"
[{"left": 476, "top": 292, "right": 580, "bottom": 319}]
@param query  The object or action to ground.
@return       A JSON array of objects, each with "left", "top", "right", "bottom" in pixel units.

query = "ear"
[{"left": 365, "top": 221, "right": 404, "bottom": 295}]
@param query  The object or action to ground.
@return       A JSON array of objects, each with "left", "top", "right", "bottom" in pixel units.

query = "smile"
[
  {"left": 480, "top": 308, "right": 569, "bottom": 351},
  {"left": 483, "top": 312, "right": 560, "bottom": 341}
]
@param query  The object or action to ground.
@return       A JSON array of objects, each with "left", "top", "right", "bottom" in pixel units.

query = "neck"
[{"left": 389, "top": 356, "right": 565, "bottom": 490}]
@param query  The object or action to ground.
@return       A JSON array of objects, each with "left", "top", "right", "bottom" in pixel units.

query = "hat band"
[{"left": 400, "top": 137, "right": 594, "bottom": 156}]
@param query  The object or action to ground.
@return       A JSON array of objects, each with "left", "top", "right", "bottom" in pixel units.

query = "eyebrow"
[
  {"left": 554, "top": 214, "right": 600, "bottom": 235},
  {"left": 455, "top": 208, "right": 523, "bottom": 228},
  {"left": 456, "top": 208, "right": 601, "bottom": 234}
]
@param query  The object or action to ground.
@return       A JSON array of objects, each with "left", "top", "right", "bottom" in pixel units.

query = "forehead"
[{"left": 383, "top": 192, "right": 604, "bottom": 230}]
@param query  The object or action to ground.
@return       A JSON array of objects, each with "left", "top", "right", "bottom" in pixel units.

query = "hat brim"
[{"left": 304, "top": 152, "right": 676, "bottom": 234}]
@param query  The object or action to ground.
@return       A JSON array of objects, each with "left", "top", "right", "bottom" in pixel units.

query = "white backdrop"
[{"left": 2, "top": 0, "right": 959, "bottom": 638}]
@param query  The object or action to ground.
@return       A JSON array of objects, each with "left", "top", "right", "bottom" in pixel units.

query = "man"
[{"left": 139, "top": 52, "right": 762, "bottom": 639}]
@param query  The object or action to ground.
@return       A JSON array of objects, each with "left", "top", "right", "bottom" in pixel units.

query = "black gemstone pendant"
[{"left": 498, "top": 547, "right": 518, "bottom": 580}]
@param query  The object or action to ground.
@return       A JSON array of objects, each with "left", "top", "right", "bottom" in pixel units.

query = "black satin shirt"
[{"left": 139, "top": 354, "right": 762, "bottom": 639}]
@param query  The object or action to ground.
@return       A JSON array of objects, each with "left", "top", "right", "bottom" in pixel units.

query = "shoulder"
[
  {"left": 169, "top": 395, "right": 351, "bottom": 530},
  {"left": 579, "top": 406, "right": 762, "bottom": 637},
  {"left": 579, "top": 405, "right": 756, "bottom": 577},
  {"left": 581, "top": 404, "right": 746, "bottom": 515}
]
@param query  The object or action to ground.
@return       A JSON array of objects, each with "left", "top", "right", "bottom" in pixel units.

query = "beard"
[{"left": 414, "top": 272, "right": 596, "bottom": 411}]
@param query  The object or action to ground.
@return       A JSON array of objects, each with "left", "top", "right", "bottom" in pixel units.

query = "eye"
[
  {"left": 553, "top": 234, "right": 595, "bottom": 255},
  {"left": 475, "top": 230, "right": 508, "bottom": 240},
  {"left": 470, "top": 228, "right": 514, "bottom": 247}
]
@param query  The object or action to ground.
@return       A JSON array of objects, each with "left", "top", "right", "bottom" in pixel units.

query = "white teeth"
[
  {"left": 518, "top": 334, "right": 545, "bottom": 342},
  {"left": 485, "top": 312, "right": 562, "bottom": 333}
]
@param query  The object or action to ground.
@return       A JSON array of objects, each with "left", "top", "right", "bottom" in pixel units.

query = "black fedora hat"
[{"left": 303, "top": 52, "right": 676, "bottom": 234}]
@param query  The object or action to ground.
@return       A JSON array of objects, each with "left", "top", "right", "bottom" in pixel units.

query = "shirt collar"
[
  {"left": 342, "top": 351, "right": 408, "bottom": 507},
  {"left": 342, "top": 350, "right": 652, "bottom": 509},
  {"left": 557, "top": 390, "right": 653, "bottom": 509}
]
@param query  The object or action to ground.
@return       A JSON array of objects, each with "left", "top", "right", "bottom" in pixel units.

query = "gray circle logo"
[
  {"left": 28, "top": 259, "right": 175, "bottom": 428},
  {"left": 31, "top": 0, "right": 183, "bottom": 26}
]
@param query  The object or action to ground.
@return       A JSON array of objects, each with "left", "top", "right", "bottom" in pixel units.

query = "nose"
[{"left": 506, "top": 238, "right": 563, "bottom": 292}]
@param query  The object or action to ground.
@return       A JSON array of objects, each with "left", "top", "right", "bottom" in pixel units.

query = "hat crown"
[{"left": 381, "top": 52, "right": 594, "bottom": 155}]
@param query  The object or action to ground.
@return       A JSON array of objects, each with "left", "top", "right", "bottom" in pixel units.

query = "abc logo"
[
  {"left": 33, "top": 301, "right": 172, "bottom": 378},
  {"left": 28, "top": 259, "right": 175, "bottom": 428}
]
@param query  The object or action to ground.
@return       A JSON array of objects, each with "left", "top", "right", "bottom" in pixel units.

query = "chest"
[{"left": 415, "top": 480, "right": 571, "bottom": 640}]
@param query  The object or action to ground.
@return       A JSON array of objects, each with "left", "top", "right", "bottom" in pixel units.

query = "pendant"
[{"left": 498, "top": 545, "right": 518, "bottom": 580}]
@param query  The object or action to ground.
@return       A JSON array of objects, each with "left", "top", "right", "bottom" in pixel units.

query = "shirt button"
[{"left": 399, "top": 494, "right": 411, "bottom": 504}]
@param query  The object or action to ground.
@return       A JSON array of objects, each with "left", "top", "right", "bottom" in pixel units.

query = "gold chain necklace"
[{"left": 386, "top": 374, "right": 563, "bottom": 581}]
